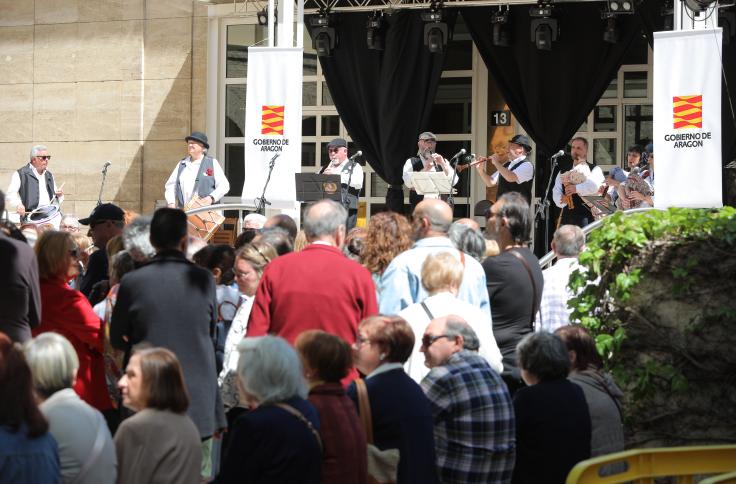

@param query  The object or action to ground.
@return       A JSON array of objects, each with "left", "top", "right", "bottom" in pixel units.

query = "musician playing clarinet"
[
  {"left": 474, "top": 134, "right": 535, "bottom": 204},
  {"left": 5, "top": 144, "right": 64, "bottom": 222},
  {"left": 552, "top": 137, "right": 605, "bottom": 228},
  {"left": 403, "top": 131, "right": 457, "bottom": 212}
]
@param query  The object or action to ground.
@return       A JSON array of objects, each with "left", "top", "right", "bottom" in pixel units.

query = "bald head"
[{"left": 414, "top": 199, "right": 452, "bottom": 238}]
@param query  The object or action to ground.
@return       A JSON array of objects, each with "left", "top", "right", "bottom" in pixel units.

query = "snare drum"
[{"left": 24, "top": 204, "right": 62, "bottom": 229}]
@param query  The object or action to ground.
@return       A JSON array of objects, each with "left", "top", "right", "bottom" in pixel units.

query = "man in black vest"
[
  {"left": 319, "top": 137, "right": 363, "bottom": 230},
  {"left": 164, "top": 131, "right": 230, "bottom": 208},
  {"left": 474, "top": 134, "right": 534, "bottom": 204},
  {"left": 5, "top": 144, "right": 64, "bottom": 221},
  {"left": 552, "top": 137, "right": 605, "bottom": 228},
  {"left": 403, "top": 131, "right": 457, "bottom": 213}
]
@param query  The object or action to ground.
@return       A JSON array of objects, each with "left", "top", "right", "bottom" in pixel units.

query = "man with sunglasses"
[
  {"left": 78, "top": 203, "right": 125, "bottom": 301},
  {"left": 5, "top": 144, "right": 64, "bottom": 222},
  {"left": 420, "top": 316, "right": 515, "bottom": 483},
  {"left": 403, "top": 132, "right": 457, "bottom": 212},
  {"left": 319, "top": 138, "right": 363, "bottom": 230}
]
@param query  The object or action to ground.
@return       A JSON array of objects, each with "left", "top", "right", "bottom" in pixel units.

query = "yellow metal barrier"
[
  {"left": 566, "top": 445, "right": 736, "bottom": 484},
  {"left": 701, "top": 471, "right": 736, "bottom": 484}
]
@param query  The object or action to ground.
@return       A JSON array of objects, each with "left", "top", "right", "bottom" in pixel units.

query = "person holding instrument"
[
  {"left": 5, "top": 144, "right": 64, "bottom": 224},
  {"left": 403, "top": 132, "right": 457, "bottom": 212},
  {"left": 473, "top": 134, "right": 534, "bottom": 204}
]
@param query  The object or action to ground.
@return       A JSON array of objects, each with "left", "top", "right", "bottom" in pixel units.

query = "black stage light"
[
  {"left": 684, "top": 0, "right": 717, "bottom": 12},
  {"left": 529, "top": 5, "right": 558, "bottom": 51},
  {"left": 310, "top": 12, "right": 336, "bottom": 57},
  {"left": 608, "top": 0, "right": 634, "bottom": 14},
  {"left": 257, "top": 8, "right": 268, "bottom": 26},
  {"left": 491, "top": 8, "right": 510, "bottom": 47},
  {"left": 422, "top": 7, "right": 449, "bottom": 53},
  {"left": 366, "top": 11, "right": 384, "bottom": 51},
  {"left": 603, "top": 16, "right": 618, "bottom": 43}
]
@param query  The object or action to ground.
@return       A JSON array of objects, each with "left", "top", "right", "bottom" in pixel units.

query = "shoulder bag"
[{"left": 355, "top": 379, "right": 400, "bottom": 484}]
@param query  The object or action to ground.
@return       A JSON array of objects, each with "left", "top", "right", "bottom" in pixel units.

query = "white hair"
[
  {"left": 23, "top": 333, "right": 79, "bottom": 399},
  {"left": 236, "top": 336, "right": 307, "bottom": 406},
  {"left": 30, "top": 144, "right": 49, "bottom": 160},
  {"left": 122, "top": 215, "right": 155, "bottom": 262}
]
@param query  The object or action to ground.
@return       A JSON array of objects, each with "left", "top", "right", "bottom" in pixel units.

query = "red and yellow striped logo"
[
  {"left": 261, "top": 105, "right": 285, "bottom": 135},
  {"left": 673, "top": 95, "right": 702, "bottom": 129}
]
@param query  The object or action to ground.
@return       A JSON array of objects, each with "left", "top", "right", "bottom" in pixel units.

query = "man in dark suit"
[
  {"left": 111, "top": 208, "right": 225, "bottom": 444},
  {"left": 0, "top": 190, "right": 42, "bottom": 343}
]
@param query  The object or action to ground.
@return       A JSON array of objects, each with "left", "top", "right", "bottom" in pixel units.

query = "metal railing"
[{"left": 538, "top": 207, "right": 661, "bottom": 269}]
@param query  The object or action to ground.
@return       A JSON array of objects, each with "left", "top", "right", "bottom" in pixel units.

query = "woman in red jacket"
[{"left": 32, "top": 231, "right": 111, "bottom": 413}]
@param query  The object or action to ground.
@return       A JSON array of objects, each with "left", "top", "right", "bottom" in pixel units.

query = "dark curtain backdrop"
[
  {"left": 306, "top": 11, "right": 456, "bottom": 212},
  {"left": 462, "top": 4, "right": 641, "bottom": 254}
]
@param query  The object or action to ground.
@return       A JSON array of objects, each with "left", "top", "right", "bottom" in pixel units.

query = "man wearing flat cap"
[
  {"left": 474, "top": 134, "right": 535, "bottom": 204},
  {"left": 164, "top": 131, "right": 230, "bottom": 208},
  {"left": 319, "top": 137, "right": 363, "bottom": 230},
  {"left": 403, "top": 131, "right": 458, "bottom": 212}
]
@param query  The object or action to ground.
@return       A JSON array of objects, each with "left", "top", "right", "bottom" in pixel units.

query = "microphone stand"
[
  {"left": 255, "top": 153, "right": 279, "bottom": 215},
  {"left": 534, "top": 154, "right": 560, "bottom": 252},
  {"left": 97, "top": 163, "right": 111, "bottom": 207},
  {"left": 446, "top": 154, "right": 461, "bottom": 209},
  {"left": 342, "top": 157, "right": 359, "bottom": 211}
]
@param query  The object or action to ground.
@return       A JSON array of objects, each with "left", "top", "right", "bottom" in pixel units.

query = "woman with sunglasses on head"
[
  {"left": 347, "top": 315, "right": 438, "bottom": 484},
  {"left": 32, "top": 231, "right": 112, "bottom": 415}
]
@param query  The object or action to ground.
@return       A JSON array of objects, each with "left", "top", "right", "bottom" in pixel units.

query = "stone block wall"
[{"left": 0, "top": 0, "right": 208, "bottom": 217}]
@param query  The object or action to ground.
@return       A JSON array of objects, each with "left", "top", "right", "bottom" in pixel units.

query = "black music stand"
[{"left": 295, "top": 173, "right": 342, "bottom": 202}]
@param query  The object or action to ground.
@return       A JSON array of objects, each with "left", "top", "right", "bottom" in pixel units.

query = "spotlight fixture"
[
  {"left": 366, "top": 11, "right": 384, "bottom": 51},
  {"left": 603, "top": 16, "right": 619, "bottom": 43},
  {"left": 257, "top": 8, "right": 268, "bottom": 26},
  {"left": 529, "top": 5, "right": 558, "bottom": 51},
  {"left": 421, "top": 6, "right": 449, "bottom": 53},
  {"left": 607, "top": 0, "right": 634, "bottom": 14},
  {"left": 684, "top": 0, "right": 717, "bottom": 12},
  {"left": 491, "top": 7, "right": 511, "bottom": 47},
  {"left": 310, "top": 11, "right": 336, "bottom": 57}
]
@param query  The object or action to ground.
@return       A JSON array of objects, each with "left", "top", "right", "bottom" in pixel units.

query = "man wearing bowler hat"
[
  {"left": 474, "top": 134, "right": 535, "bottom": 204},
  {"left": 165, "top": 131, "right": 230, "bottom": 208},
  {"left": 319, "top": 137, "right": 364, "bottom": 230}
]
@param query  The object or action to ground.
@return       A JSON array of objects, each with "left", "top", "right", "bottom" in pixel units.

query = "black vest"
[
  {"left": 174, "top": 155, "right": 217, "bottom": 208},
  {"left": 17, "top": 165, "right": 55, "bottom": 212},
  {"left": 497, "top": 158, "right": 533, "bottom": 204},
  {"left": 560, "top": 161, "right": 597, "bottom": 228}
]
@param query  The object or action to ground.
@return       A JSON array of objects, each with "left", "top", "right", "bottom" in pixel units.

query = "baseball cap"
[{"left": 79, "top": 203, "right": 125, "bottom": 226}]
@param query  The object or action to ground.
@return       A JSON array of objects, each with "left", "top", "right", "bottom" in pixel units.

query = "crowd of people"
[{"left": 1, "top": 178, "right": 626, "bottom": 483}]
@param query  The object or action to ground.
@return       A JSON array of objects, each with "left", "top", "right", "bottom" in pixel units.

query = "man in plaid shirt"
[
  {"left": 535, "top": 225, "right": 586, "bottom": 332},
  {"left": 420, "top": 316, "right": 516, "bottom": 484}
]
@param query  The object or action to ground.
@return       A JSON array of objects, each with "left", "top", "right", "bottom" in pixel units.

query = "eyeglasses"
[
  {"left": 69, "top": 247, "right": 80, "bottom": 258},
  {"left": 327, "top": 147, "right": 341, "bottom": 153},
  {"left": 89, "top": 220, "right": 108, "bottom": 229},
  {"left": 35, "top": 155, "right": 51, "bottom": 160},
  {"left": 234, "top": 270, "right": 253, "bottom": 279},
  {"left": 421, "top": 334, "right": 449, "bottom": 348},
  {"left": 354, "top": 333, "right": 372, "bottom": 347}
]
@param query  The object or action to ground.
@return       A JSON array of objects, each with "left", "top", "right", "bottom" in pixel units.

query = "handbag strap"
[
  {"left": 274, "top": 403, "right": 323, "bottom": 452},
  {"left": 355, "top": 378, "right": 374, "bottom": 445},
  {"left": 420, "top": 301, "right": 434, "bottom": 321},
  {"left": 70, "top": 417, "right": 107, "bottom": 484},
  {"left": 507, "top": 249, "right": 541, "bottom": 330}
]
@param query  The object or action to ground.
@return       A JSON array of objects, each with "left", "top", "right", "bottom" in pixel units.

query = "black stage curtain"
[
  {"left": 462, "top": 4, "right": 641, "bottom": 254},
  {"left": 306, "top": 11, "right": 456, "bottom": 213}
]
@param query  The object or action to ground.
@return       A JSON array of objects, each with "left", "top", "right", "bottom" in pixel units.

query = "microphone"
[
  {"left": 550, "top": 150, "right": 565, "bottom": 159},
  {"left": 349, "top": 150, "right": 363, "bottom": 161},
  {"left": 102, "top": 161, "right": 112, "bottom": 174},
  {"left": 450, "top": 148, "right": 467, "bottom": 161}
]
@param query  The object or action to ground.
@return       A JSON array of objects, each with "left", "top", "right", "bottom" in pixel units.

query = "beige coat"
[{"left": 114, "top": 408, "right": 201, "bottom": 484}]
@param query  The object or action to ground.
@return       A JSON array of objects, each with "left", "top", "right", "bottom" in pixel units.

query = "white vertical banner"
[
  {"left": 242, "top": 47, "right": 303, "bottom": 209},
  {"left": 653, "top": 29, "right": 722, "bottom": 208}
]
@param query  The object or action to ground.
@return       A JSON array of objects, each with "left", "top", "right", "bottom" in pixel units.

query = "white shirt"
[
  {"left": 323, "top": 157, "right": 364, "bottom": 190},
  {"left": 5, "top": 163, "right": 63, "bottom": 214},
  {"left": 402, "top": 154, "right": 458, "bottom": 198},
  {"left": 398, "top": 291, "right": 503, "bottom": 383},
  {"left": 535, "top": 257, "right": 580, "bottom": 333},
  {"left": 552, "top": 161, "right": 605, "bottom": 208},
  {"left": 490, "top": 155, "right": 534, "bottom": 185},
  {"left": 164, "top": 155, "right": 230, "bottom": 206}
]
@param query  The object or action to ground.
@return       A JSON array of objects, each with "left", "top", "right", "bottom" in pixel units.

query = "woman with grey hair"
[
  {"left": 512, "top": 332, "right": 591, "bottom": 484},
  {"left": 218, "top": 336, "right": 322, "bottom": 484},
  {"left": 448, "top": 221, "right": 486, "bottom": 262},
  {"left": 24, "top": 332, "right": 117, "bottom": 484}
]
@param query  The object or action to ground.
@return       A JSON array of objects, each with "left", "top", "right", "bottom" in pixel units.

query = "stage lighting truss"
[
  {"left": 421, "top": 5, "right": 449, "bottom": 53},
  {"left": 529, "top": 4, "right": 557, "bottom": 51},
  {"left": 491, "top": 7, "right": 511, "bottom": 47},
  {"left": 607, "top": 0, "right": 634, "bottom": 15},
  {"left": 366, "top": 11, "right": 384, "bottom": 50},
  {"left": 310, "top": 11, "right": 337, "bottom": 57}
]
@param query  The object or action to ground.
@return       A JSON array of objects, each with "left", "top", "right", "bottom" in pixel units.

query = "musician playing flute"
[
  {"left": 5, "top": 144, "right": 64, "bottom": 222},
  {"left": 474, "top": 134, "right": 535, "bottom": 204}
]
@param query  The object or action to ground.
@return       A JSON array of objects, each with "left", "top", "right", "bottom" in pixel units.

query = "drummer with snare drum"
[{"left": 5, "top": 144, "right": 64, "bottom": 223}]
